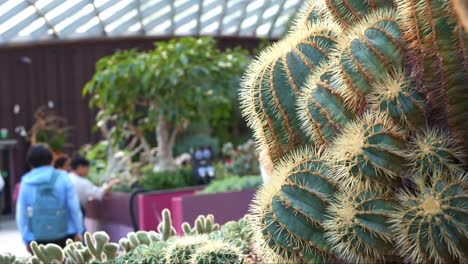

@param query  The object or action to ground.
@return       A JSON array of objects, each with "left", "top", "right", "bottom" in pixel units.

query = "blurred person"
[
  {"left": 54, "top": 155, "right": 71, "bottom": 172},
  {"left": 68, "top": 156, "right": 120, "bottom": 216},
  {"left": 16, "top": 144, "right": 83, "bottom": 252}
]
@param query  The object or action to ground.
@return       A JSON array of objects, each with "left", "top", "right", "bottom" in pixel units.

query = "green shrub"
[
  {"left": 199, "top": 176, "right": 261, "bottom": 194},
  {"left": 140, "top": 166, "right": 194, "bottom": 191}
]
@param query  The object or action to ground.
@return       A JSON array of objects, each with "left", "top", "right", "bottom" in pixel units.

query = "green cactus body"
[
  {"left": 190, "top": 240, "right": 244, "bottom": 264},
  {"left": 369, "top": 68, "right": 426, "bottom": 130},
  {"left": 241, "top": 23, "right": 340, "bottom": 161},
  {"left": 406, "top": 129, "right": 466, "bottom": 177},
  {"left": 292, "top": 1, "right": 327, "bottom": 29},
  {"left": 324, "top": 188, "right": 396, "bottom": 263},
  {"left": 159, "top": 209, "right": 177, "bottom": 241},
  {"left": 333, "top": 9, "right": 403, "bottom": 111},
  {"left": 330, "top": 112, "right": 407, "bottom": 189},
  {"left": 29, "top": 242, "right": 63, "bottom": 264},
  {"left": 0, "top": 253, "right": 16, "bottom": 264},
  {"left": 298, "top": 65, "right": 356, "bottom": 145},
  {"left": 391, "top": 173, "right": 468, "bottom": 264},
  {"left": 252, "top": 148, "right": 338, "bottom": 263},
  {"left": 84, "top": 231, "right": 109, "bottom": 262},
  {"left": 397, "top": 0, "right": 468, "bottom": 152},
  {"left": 165, "top": 236, "right": 209, "bottom": 264},
  {"left": 323, "top": 0, "right": 396, "bottom": 28}
]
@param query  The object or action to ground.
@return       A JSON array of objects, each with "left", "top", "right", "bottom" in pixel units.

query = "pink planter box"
[
  {"left": 171, "top": 189, "right": 256, "bottom": 234},
  {"left": 137, "top": 186, "right": 204, "bottom": 231}
]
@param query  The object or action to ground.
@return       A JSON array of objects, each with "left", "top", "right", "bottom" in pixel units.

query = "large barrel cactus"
[{"left": 240, "top": 0, "right": 467, "bottom": 263}]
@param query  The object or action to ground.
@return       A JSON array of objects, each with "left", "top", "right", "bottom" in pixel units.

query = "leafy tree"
[{"left": 84, "top": 37, "right": 249, "bottom": 171}]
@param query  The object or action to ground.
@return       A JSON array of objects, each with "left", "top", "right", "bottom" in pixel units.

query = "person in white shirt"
[{"left": 68, "top": 156, "right": 119, "bottom": 212}]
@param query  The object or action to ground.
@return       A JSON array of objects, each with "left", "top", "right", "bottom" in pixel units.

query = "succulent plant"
[
  {"left": 63, "top": 240, "right": 93, "bottom": 264},
  {"left": 0, "top": 253, "right": 16, "bottom": 264},
  {"left": 368, "top": 68, "right": 426, "bottom": 130},
  {"left": 210, "top": 216, "right": 254, "bottom": 253},
  {"left": 406, "top": 129, "right": 466, "bottom": 178},
  {"left": 251, "top": 147, "right": 338, "bottom": 263},
  {"left": 240, "top": 21, "right": 341, "bottom": 161},
  {"left": 158, "top": 208, "right": 177, "bottom": 241},
  {"left": 396, "top": 0, "right": 468, "bottom": 152},
  {"left": 239, "top": 0, "right": 467, "bottom": 262},
  {"left": 329, "top": 111, "right": 407, "bottom": 189},
  {"left": 84, "top": 231, "right": 119, "bottom": 262},
  {"left": 324, "top": 187, "right": 396, "bottom": 263},
  {"left": 190, "top": 240, "right": 244, "bottom": 264},
  {"left": 182, "top": 214, "right": 220, "bottom": 236},
  {"left": 391, "top": 172, "right": 468, "bottom": 264},
  {"left": 29, "top": 242, "right": 63, "bottom": 264},
  {"left": 165, "top": 235, "right": 210, "bottom": 264}
]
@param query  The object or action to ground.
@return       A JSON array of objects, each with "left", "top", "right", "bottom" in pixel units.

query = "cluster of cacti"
[
  {"left": 182, "top": 214, "right": 220, "bottom": 236},
  {"left": 190, "top": 240, "right": 244, "bottom": 264},
  {"left": 241, "top": 0, "right": 467, "bottom": 263},
  {"left": 29, "top": 242, "right": 63, "bottom": 264},
  {"left": 0, "top": 253, "right": 17, "bottom": 264}
]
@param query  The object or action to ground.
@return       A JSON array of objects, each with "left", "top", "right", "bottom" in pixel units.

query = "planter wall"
[
  {"left": 171, "top": 189, "right": 255, "bottom": 234},
  {"left": 137, "top": 186, "right": 204, "bottom": 231},
  {"left": 84, "top": 192, "right": 133, "bottom": 242}
]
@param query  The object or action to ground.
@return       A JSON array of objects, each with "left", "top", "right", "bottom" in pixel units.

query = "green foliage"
[
  {"left": 83, "top": 37, "right": 249, "bottom": 156},
  {"left": 222, "top": 140, "right": 260, "bottom": 176},
  {"left": 199, "top": 176, "right": 261, "bottom": 195},
  {"left": 140, "top": 166, "right": 193, "bottom": 191}
]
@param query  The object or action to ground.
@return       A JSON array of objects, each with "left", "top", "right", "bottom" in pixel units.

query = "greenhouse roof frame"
[{"left": 0, "top": 0, "right": 305, "bottom": 45}]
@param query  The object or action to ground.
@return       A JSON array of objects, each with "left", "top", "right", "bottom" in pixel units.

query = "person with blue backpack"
[{"left": 16, "top": 144, "right": 84, "bottom": 252}]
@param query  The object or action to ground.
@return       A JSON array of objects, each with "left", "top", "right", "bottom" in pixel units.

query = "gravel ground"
[{"left": 0, "top": 215, "right": 30, "bottom": 258}]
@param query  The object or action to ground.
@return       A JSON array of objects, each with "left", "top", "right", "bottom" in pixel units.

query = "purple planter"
[
  {"left": 84, "top": 192, "right": 133, "bottom": 242},
  {"left": 137, "top": 186, "right": 204, "bottom": 232},
  {"left": 171, "top": 189, "right": 255, "bottom": 234}
]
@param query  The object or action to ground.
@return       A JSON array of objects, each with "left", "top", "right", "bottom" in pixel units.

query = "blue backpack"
[{"left": 27, "top": 171, "right": 68, "bottom": 241}]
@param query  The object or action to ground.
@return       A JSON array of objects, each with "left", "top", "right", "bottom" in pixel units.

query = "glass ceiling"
[{"left": 0, "top": 0, "right": 305, "bottom": 45}]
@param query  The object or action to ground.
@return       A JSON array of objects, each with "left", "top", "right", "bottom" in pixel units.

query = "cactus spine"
[
  {"left": 396, "top": 0, "right": 468, "bottom": 153},
  {"left": 251, "top": 148, "right": 338, "bottom": 263},
  {"left": 240, "top": 22, "right": 340, "bottom": 161},
  {"left": 324, "top": 188, "right": 396, "bottom": 263},
  {"left": 406, "top": 129, "right": 466, "bottom": 177},
  {"left": 190, "top": 240, "right": 244, "bottom": 264},
  {"left": 165, "top": 235, "right": 210, "bottom": 264},
  {"left": 391, "top": 173, "right": 468, "bottom": 264},
  {"left": 329, "top": 112, "right": 407, "bottom": 189}
]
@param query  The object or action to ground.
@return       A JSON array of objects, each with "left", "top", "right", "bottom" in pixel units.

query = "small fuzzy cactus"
[
  {"left": 251, "top": 148, "right": 338, "bottom": 263},
  {"left": 368, "top": 68, "right": 426, "bottom": 130},
  {"left": 190, "top": 240, "right": 244, "bottom": 264},
  {"left": 406, "top": 129, "right": 466, "bottom": 177},
  {"left": 29, "top": 242, "right": 64, "bottom": 264},
  {"left": 63, "top": 239, "right": 93, "bottom": 264},
  {"left": 210, "top": 216, "right": 254, "bottom": 253},
  {"left": 120, "top": 230, "right": 161, "bottom": 253},
  {"left": 391, "top": 172, "right": 468, "bottom": 264},
  {"left": 0, "top": 253, "right": 16, "bottom": 264},
  {"left": 240, "top": 22, "right": 340, "bottom": 161},
  {"left": 182, "top": 214, "right": 220, "bottom": 236},
  {"left": 329, "top": 111, "right": 407, "bottom": 189},
  {"left": 84, "top": 231, "right": 119, "bottom": 262},
  {"left": 165, "top": 235, "right": 210, "bottom": 264},
  {"left": 324, "top": 188, "right": 396, "bottom": 263},
  {"left": 158, "top": 208, "right": 177, "bottom": 241}
]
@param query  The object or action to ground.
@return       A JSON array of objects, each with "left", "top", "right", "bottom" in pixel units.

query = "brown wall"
[{"left": 0, "top": 36, "right": 263, "bottom": 177}]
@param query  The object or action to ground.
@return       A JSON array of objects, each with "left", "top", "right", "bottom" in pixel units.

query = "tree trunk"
[{"left": 155, "top": 115, "right": 178, "bottom": 171}]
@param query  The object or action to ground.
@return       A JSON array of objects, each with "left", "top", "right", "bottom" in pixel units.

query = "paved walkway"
[{"left": 0, "top": 215, "right": 30, "bottom": 258}]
